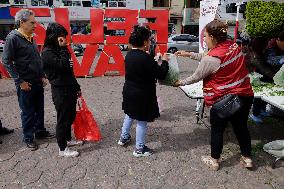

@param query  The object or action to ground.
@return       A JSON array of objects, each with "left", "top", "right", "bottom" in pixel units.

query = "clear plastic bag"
[
  {"left": 159, "top": 54, "right": 179, "bottom": 86},
  {"left": 273, "top": 64, "right": 284, "bottom": 87}
]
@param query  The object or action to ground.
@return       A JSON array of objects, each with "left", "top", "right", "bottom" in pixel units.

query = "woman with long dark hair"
[{"left": 42, "top": 23, "right": 82, "bottom": 157}]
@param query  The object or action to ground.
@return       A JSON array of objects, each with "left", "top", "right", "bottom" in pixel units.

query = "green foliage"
[
  {"left": 245, "top": 1, "right": 284, "bottom": 38},
  {"left": 251, "top": 142, "right": 264, "bottom": 157},
  {"left": 86, "top": 24, "right": 91, "bottom": 34}
]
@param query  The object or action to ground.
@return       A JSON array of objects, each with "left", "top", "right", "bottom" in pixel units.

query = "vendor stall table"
[{"left": 180, "top": 77, "right": 284, "bottom": 127}]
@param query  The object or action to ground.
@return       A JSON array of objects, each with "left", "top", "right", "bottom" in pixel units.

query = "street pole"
[
  {"left": 182, "top": 0, "right": 186, "bottom": 34},
  {"left": 234, "top": 1, "right": 242, "bottom": 43}
]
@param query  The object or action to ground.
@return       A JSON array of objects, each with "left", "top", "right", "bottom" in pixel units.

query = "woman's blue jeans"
[{"left": 121, "top": 114, "right": 147, "bottom": 149}]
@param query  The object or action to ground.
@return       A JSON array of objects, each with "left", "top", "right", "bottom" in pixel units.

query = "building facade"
[
  {"left": 146, "top": 0, "right": 183, "bottom": 35},
  {"left": 0, "top": 0, "right": 146, "bottom": 40},
  {"left": 146, "top": 0, "right": 201, "bottom": 36}
]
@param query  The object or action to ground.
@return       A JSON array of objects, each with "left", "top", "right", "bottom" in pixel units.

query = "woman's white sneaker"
[
  {"left": 59, "top": 147, "right": 79, "bottom": 157},
  {"left": 67, "top": 140, "right": 83, "bottom": 147},
  {"left": 133, "top": 146, "right": 153, "bottom": 157}
]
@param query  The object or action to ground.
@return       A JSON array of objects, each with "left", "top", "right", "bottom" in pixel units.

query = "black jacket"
[
  {"left": 122, "top": 49, "right": 169, "bottom": 122},
  {"left": 2, "top": 30, "right": 45, "bottom": 85},
  {"left": 42, "top": 46, "right": 80, "bottom": 91}
]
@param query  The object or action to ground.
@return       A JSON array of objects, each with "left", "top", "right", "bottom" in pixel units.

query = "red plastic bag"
[
  {"left": 72, "top": 96, "right": 102, "bottom": 141},
  {"left": 0, "top": 61, "right": 10, "bottom": 78}
]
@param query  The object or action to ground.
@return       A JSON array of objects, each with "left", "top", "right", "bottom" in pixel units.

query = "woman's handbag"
[{"left": 211, "top": 94, "right": 243, "bottom": 119}]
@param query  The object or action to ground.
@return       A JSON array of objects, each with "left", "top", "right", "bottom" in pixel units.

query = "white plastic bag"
[
  {"left": 273, "top": 64, "right": 284, "bottom": 87},
  {"left": 263, "top": 140, "right": 284, "bottom": 158},
  {"left": 159, "top": 54, "right": 179, "bottom": 86}
]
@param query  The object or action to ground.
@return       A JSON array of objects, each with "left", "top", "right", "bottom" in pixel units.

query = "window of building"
[
  {"left": 82, "top": 1, "right": 91, "bottom": 7},
  {"left": 108, "top": 1, "right": 117, "bottom": 7},
  {"left": 0, "top": 0, "right": 9, "bottom": 4},
  {"left": 118, "top": 1, "right": 126, "bottom": 7},
  {"left": 186, "top": 0, "right": 200, "bottom": 8},
  {"left": 14, "top": 0, "right": 25, "bottom": 4},
  {"left": 31, "top": 0, "right": 48, "bottom": 6},
  {"left": 100, "top": 0, "right": 108, "bottom": 7},
  {"left": 62, "top": 0, "right": 81, "bottom": 6},
  {"left": 153, "top": 0, "right": 169, "bottom": 7},
  {"left": 108, "top": 0, "right": 126, "bottom": 8}
]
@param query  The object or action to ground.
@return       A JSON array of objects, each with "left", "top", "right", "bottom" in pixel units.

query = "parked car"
[
  {"left": 167, "top": 34, "right": 199, "bottom": 54},
  {"left": 71, "top": 43, "right": 84, "bottom": 56},
  {"left": 0, "top": 40, "right": 5, "bottom": 52}
]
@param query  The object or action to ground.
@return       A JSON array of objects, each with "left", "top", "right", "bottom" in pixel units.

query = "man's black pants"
[
  {"left": 52, "top": 86, "right": 77, "bottom": 151},
  {"left": 210, "top": 96, "right": 253, "bottom": 159}
]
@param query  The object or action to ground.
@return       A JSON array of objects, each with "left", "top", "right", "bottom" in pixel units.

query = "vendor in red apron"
[{"left": 174, "top": 19, "right": 254, "bottom": 171}]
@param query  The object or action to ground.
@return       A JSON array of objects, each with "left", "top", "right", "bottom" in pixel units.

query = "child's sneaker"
[
  {"left": 67, "top": 140, "right": 83, "bottom": 147},
  {"left": 118, "top": 135, "right": 131, "bottom": 146},
  {"left": 59, "top": 147, "right": 79, "bottom": 157},
  {"left": 133, "top": 146, "right": 153, "bottom": 157}
]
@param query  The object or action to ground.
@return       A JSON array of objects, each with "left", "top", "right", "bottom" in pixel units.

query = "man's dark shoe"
[
  {"left": 26, "top": 141, "right": 39, "bottom": 151},
  {"left": 0, "top": 127, "right": 14, "bottom": 136},
  {"left": 35, "top": 131, "right": 55, "bottom": 139}
]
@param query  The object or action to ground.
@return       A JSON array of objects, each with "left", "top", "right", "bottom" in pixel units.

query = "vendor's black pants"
[
  {"left": 210, "top": 96, "right": 253, "bottom": 159},
  {"left": 252, "top": 98, "right": 267, "bottom": 116},
  {"left": 52, "top": 86, "right": 77, "bottom": 151}
]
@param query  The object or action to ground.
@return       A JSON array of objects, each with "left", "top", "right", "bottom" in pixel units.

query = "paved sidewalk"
[{"left": 0, "top": 57, "right": 283, "bottom": 189}]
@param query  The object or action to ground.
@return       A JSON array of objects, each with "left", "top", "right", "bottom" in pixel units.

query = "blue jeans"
[
  {"left": 17, "top": 81, "right": 46, "bottom": 142},
  {"left": 121, "top": 114, "right": 148, "bottom": 149}
]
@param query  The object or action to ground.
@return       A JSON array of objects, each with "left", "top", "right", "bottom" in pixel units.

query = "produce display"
[
  {"left": 180, "top": 73, "right": 284, "bottom": 98},
  {"left": 250, "top": 73, "right": 284, "bottom": 96},
  {"left": 180, "top": 81, "right": 203, "bottom": 98}
]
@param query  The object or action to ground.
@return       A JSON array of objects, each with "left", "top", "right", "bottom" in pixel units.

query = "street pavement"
[{"left": 0, "top": 54, "right": 284, "bottom": 189}]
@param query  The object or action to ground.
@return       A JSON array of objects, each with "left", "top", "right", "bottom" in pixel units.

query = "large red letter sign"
[
  {"left": 94, "top": 45, "right": 125, "bottom": 76},
  {"left": 72, "top": 9, "right": 104, "bottom": 44},
  {"left": 5, "top": 8, "right": 169, "bottom": 78},
  {"left": 105, "top": 9, "right": 138, "bottom": 44},
  {"left": 140, "top": 10, "right": 169, "bottom": 43}
]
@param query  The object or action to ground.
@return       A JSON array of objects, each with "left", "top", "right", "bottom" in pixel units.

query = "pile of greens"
[
  {"left": 159, "top": 55, "right": 180, "bottom": 86},
  {"left": 250, "top": 73, "right": 284, "bottom": 96},
  {"left": 246, "top": 1, "right": 284, "bottom": 38}
]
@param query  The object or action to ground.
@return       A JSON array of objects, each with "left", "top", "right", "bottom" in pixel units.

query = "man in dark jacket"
[{"left": 2, "top": 9, "right": 53, "bottom": 150}]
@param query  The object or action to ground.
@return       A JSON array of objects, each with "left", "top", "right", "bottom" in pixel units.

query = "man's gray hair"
[{"left": 15, "top": 9, "right": 34, "bottom": 28}]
